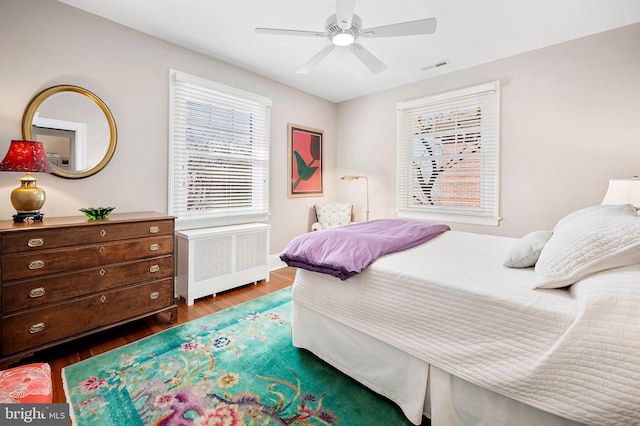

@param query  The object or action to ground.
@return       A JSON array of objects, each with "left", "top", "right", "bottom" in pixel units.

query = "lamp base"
[{"left": 13, "top": 212, "right": 44, "bottom": 223}]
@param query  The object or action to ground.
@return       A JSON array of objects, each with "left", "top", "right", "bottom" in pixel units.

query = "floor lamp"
[{"left": 341, "top": 175, "right": 369, "bottom": 221}]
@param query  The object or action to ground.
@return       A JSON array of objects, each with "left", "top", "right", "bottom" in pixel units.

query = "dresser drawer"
[
  {"left": 2, "top": 236, "right": 173, "bottom": 281},
  {"left": 2, "top": 278, "right": 174, "bottom": 355},
  {"left": 2, "top": 255, "right": 174, "bottom": 312},
  {"left": 1, "top": 219, "right": 174, "bottom": 254}
]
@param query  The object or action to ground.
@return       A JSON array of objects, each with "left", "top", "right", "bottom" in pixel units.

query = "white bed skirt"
[
  {"left": 291, "top": 302, "right": 585, "bottom": 426},
  {"left": 291, "top": 302, "right": 430, "bottom": 424}
]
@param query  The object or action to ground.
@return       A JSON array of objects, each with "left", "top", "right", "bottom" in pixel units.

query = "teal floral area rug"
[{"left": 63, "top": 288, "right": 414, "bottom": 425}]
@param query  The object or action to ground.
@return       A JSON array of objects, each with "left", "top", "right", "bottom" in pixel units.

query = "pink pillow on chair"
[{"left": 0, "top": 363, "right": 53, "bottom": 403}]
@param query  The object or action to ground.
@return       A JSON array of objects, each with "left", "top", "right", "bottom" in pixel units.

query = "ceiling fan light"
[{"left": 332, "top": 32, "right": 355, "bottom": 46}]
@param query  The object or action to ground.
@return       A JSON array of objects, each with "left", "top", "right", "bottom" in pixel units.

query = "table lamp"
[
  {"left": 0, "top": 140, "right": 53, "bottom": 222},
  {"left": 601, "top": 177, "right": 640, "bottom": 210}
]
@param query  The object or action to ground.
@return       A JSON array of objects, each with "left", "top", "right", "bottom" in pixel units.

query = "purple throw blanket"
[{"left": 280, "top": 219, "right": 450, "bottom": 280}]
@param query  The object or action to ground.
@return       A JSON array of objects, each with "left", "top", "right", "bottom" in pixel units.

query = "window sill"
[
  {"left": 175, "top": 213, "right": 270, "bottom": 232},
  {"left": 396, "top": 211, "right": 500, "bottom": 226}
]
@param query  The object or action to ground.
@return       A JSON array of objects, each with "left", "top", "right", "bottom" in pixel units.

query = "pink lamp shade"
[{"left": 0, "top": 140, "right": 54, "bottom": 173}]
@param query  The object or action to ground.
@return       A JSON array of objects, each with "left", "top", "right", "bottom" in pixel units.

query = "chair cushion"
[
  {"left": 0, "top": 363, "right": 53, "bottom": 403},
  {"left": 314, "top": 203, "right": 352, "bottom": 229}
]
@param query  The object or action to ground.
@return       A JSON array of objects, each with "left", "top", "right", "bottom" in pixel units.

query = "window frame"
[
  {"left": 396, "top": 81, "right": 500, "bottom": 226},
  {"left": 168, "top": 70, "right": 272, "bottom": 231}
]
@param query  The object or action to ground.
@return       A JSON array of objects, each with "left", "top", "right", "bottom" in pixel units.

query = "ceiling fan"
[{"left": 255, "top": 0, "right": 437, "bottom": 74}]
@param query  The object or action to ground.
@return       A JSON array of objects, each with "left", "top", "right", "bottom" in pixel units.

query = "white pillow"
[
  {"left": 503, "top": 230, "right": 553, "bottom": 268},
  {"left": 534, "top": 204, "right": 640, "bottom": 289}
]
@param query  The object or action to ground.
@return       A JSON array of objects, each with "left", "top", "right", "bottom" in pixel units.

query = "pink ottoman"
[{"left": 0, "top": 363, "right": 53, "bottom": 403}]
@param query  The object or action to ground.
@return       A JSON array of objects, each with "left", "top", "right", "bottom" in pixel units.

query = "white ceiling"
[{"left": 57, "top": 0, "right": 640, "bottom": 103}]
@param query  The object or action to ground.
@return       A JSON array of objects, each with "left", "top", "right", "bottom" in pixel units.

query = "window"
[
  {"left": 169, "top": 70, "right": 271, "bottom": 229},
  {"left": 396, "top": 81, "right": 500, "bottom": 226}
]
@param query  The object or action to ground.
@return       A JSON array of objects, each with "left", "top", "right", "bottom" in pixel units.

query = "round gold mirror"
[{"left": 22, "top": 85, "right": 117, "bottom": 179}]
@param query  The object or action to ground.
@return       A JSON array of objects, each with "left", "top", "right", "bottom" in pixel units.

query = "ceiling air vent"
[{"left": 421, "top": 60, "right": 449, "bottom": 71}]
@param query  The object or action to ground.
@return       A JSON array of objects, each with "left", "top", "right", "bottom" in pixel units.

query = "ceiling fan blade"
[
  {"left": 297, "top": 45, "right": 336, "bottom": 74},
  {"left": 335, "top": 0, "right": 356, "bottom": 29},
  {"left": 255, "top": 28, "right": 326, "bottom": 37},
  {"left": 361, "top": 17, "right": 437, "bottom": 38},
  {"left": 349, "top": 43, "right": 386, "bottom": 73}
]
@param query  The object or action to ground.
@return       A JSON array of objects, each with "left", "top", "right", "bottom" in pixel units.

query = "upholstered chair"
[{"left": 311, "top": 203, "right": 353, "bottom": 231}]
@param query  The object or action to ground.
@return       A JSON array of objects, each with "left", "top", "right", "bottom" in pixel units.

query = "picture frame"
[{"left": 288, "top": 123, "right": 323, "bottom": 198}]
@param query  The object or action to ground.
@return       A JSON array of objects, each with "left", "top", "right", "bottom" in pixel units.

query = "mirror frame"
[{"left": 22, "top": 85, "right": 117, "bottom": 179}]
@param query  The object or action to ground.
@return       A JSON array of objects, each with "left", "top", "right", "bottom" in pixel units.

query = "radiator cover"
[{"left": 176, "top": 223, "right": 270, "bottom": 305}]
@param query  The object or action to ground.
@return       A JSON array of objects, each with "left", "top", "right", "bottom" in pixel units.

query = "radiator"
[{"left": 175, "top": 223, "right": 270, "bottom": 305}]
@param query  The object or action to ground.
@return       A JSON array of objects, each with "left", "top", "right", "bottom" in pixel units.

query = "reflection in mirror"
[
  {"left": 31, "top": 126, "right": 78, "bottom": 170},
  {"left": 22, "top": 85, "right": 117, "bottom": 179}
]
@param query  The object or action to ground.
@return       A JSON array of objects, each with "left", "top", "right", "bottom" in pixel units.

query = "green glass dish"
[{"left": 80, "top": 207, "right": 115, "bottom": 220}]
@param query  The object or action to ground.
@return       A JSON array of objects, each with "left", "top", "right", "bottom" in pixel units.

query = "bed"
[{"left": 280, "top": 204, "right": 640, "bottom": 426}]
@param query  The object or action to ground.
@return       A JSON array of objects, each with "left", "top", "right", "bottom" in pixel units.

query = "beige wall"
[
  {"left": 2, "top": 0, "right": 639, "bottom": 258},
  {"left": 0, "top": 0, "right": 336, "bottom": 254},
  {"left": 336, "top": 23, "right": 640, "bottom": 237}
]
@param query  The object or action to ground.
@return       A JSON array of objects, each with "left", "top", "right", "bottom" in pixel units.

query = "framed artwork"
[{"left": 288, "top": 123, "right": 323, "bottom": 198}]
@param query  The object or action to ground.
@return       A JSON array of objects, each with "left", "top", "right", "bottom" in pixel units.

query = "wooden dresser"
[{"left": 0, "top": 211, "right": 177, "bottom": 361}]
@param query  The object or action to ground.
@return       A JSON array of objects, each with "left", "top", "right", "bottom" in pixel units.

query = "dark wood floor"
[
  {"left": 3, "top": 267, "right": 296, "bottom": 404},
  {"left": 5, "top": 266, "right": 430, "bottom": 425}
]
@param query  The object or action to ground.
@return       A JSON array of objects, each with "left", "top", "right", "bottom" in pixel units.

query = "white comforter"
[{"left": 291, "top": 231, "right": 640, "bottom": 426}]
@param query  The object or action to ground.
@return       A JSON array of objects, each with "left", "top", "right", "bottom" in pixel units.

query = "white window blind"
[
  {"left": 397, "top": 81, "right": 500, "bottom": 226},
  {"left": 169, "top": 70, "right": 271, "bottom": 228}
]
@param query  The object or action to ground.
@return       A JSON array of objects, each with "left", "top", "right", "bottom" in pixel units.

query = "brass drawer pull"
[
  {"left": 29, "top": 260, "right": 45, "bottom": 270},
  {"left": 29, "top": 323, "right": 46, "bottom": 334},
  {"left": 29, "top": 287, "right": 46, "bottom": 298},
  {"left": 149, "top": 265, "right": 160, "bottom": 273},
  {"left": 28, "top": 238, "right": 44, "bottom": 247},
  {"left": 149, "top": 291, "right": 160, "bottom": 300},
  {"left": 149, "top": 226, "right": 160, "bottom": 234},
  {"left": 100, "top": 229, "right": 107, "bottom": 237},
  {"left": 149, "top": 243, "right": 160, "bottom": 251},
  {"left": 99, "top": 268, "right": 106, "bottom": 276},
  {"left": 100, "top": 295, "right": 107, "bottom": 303}
]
